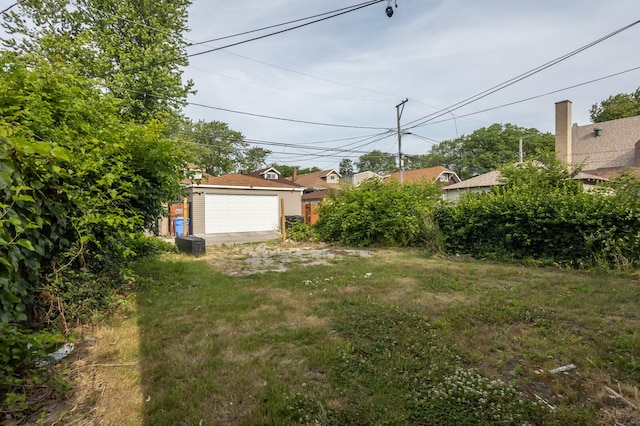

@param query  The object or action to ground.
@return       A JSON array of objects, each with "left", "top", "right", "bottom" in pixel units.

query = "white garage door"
[{"left": 204, "top": 194, "right": 279, "bottom": 234}]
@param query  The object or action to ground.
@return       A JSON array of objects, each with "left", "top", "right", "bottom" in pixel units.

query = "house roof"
[
  {"left": 574, "top": 171, "right": 609, "bottom": 182},
  {"left": 183, "top": 173, "right": 302, "bottom": 189},
  {"left": 247, "top": 168, "right": 304, "bottom": 187},
  {"left": 250, "top": 167, "right": 279, "bottom": 177},
  {"left": 385, "top": 166, "right": 460, "bottom": 183},
  {"left": 288, "top": 169, "right": 342, "bottom": 189},
  {"left": 444, "top": 169, "right": 607, "bottom": 191},
  {"left": 302, "top": 189, "right": 331, "bottom": 202},
  {"left": 572, "top": 114, "right": 640, "bottom": 171},
  {"left": 444, "top": 170, "right": 503, "bottom": 190}
]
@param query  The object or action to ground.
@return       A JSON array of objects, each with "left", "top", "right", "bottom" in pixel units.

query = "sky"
[
  {"left": 180, "top": 0, "right": 640, "bottom": 171},
  {"left": 3, "top": 0, "right": 637, "bottom": 171}
]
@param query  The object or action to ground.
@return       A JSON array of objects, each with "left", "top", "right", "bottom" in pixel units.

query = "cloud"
[{"left": 184, "top": 0, "right": 640, "bottom": 169}]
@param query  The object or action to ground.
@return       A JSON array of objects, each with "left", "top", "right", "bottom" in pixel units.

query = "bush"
[
  {"left": 0, "top": 54, "right": 185, "bottom": 326},
  {"left": 435, "top": 156, "right": 640, "bottom": 270},
  {"left": 315, "top": 180, "right": 442, "bottom": 248},
  {"left": 286, "top": 222, "right": 319, "bottom": 242},
  {"left": 128, "top": 233, "right": 176, "bottom": 259},
  {"left": 0, "top": 52, "right": 186, "bottom": 416},
  {"left": 0, "top": 324, "right": 66, "bottom": 419}
]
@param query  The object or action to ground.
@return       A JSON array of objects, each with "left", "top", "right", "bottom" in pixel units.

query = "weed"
[
  {"left": 61, "top": 245, "right": 640, "bottom": 425},
  {"left": 411, "top": 367, "right": 545, "bottom": 425}
]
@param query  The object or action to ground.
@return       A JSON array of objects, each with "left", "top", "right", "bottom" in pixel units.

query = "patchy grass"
[{"left": 62, "top": 244, "right": 639, "bottom": 425}]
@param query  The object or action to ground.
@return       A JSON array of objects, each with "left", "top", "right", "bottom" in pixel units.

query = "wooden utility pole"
[
  {"left": 280, "top": 198, "right": 286, "bottom": 243},
  {"left": 396, "top": 99, "right": 408, "bottom": 183}
]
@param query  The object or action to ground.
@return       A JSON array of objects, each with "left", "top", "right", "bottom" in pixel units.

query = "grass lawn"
[{"left": 73, "top": 243, "right": 639, "bottom": 425}]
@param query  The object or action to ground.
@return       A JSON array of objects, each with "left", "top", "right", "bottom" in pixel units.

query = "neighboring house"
[
  {"left": 287, "top": 169, "right": 343, "bottom": 224},
  {"left": 443, "top": 169, "right": 607, "bottom": 202},
  {"left": 555, "top": 100, "right": 640, "bottom": 178},
  {"left": 443, "top": 170, "right": 503, "bottom": 202},
  {"left": 247, "top": 166, "right": 305, "bottom": 189},
  {"left": 174, "top": 170, "right": 303, "bottom": 236},
  {"left": 341, "top": 170, "right": 381, "bottom": 186},
  {"left": 288, "top": 169, "right": 343, "bottom": 190},
  {"left": 384, "top": 166, "right": 461, "bottom": 186}
]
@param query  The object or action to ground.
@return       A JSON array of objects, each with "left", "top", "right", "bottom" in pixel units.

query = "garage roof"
[{"left": 184, "top": 173, "right": 303, "bottom": 190}]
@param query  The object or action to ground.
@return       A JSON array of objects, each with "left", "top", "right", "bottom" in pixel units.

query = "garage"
[{"left": 204, "top": 193, "right": 279, "bottom": 234}]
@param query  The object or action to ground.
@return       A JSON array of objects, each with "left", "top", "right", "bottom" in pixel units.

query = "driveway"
[{"left": 163, "top": 230, "right": 283, "bottom": 246}]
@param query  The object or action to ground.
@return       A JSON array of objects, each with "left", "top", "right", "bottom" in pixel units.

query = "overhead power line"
[
  {"left": 75, "top": 0, "right": 404, "bottom": 101},
  {"left": 1, "top": 2, "right": 19, "bottom": 14},
  {"left": 188, "top": 100, "right": 390, "bottom": 130},
  {"left": 105, "top": 83, "right": 390, "bottom": 130},
  {"left": 403, "top": 18, "right": 640, "bottom": 130},
  {"left": 219, "top": 50, "right": 403, "bottom": 99},
  {"left": 188, "top": 1, "right": 382, "bottom": 47},
  {"left": 413, "top": 64, "right": 640, "bottom": 129},
  {"left": 186, "top": 1, "right": 384, "bottom": 59},
  {"left": 187, "top": 65, "right": 391, "bottom": 103}
]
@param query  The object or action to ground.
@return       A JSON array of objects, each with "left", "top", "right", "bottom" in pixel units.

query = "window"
[
  {"left": 264, "top": 172, "right": 278, "bottom": 180},
  {"left": 439, "top": 174, "right": 449, "bottom": 182}
]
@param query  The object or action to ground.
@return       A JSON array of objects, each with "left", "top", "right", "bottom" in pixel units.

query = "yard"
[{"left": 61, "top": 242, "right": 639, "bottom": 425}]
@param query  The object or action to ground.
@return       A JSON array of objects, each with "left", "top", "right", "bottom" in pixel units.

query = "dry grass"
[{"left": 46, "top": 243, "right": 639, "bottom": 425}]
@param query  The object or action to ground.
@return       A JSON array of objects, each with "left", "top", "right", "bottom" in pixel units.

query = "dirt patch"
[{"left": 206, "top": 242, "right": 372, "bottom": 276}]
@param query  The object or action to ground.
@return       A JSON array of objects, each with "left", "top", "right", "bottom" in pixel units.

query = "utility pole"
[
  {"left": 519, "top": 138, "right": 523, "bottom": 163},
  {"left": 396, "top": 98, "right": 408, "bottom": 183},
  {"left": 518, "top": 132, "right": 541, "bottom": 164}
]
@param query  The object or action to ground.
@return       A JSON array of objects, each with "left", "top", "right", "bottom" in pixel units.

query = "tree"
[
  {"left": 241, "top": 147, "right": 271, "bottom": 173},
  {"left": 356, "top": 150, "right": 398, "bottom": 174},
  {"left": 1, "top": 0, "right": 194, "bottom": 122},
  {"left": 270, "top": 164, "right": 321, "bottom": 178},
  {"left": 339, "top": 158, "right": 354, "bottom": 175},
  {"left": 590, "top": 88, "right": 640, "bottom": 123},
  {"left": 424, "top": 124, "right": 553, "bottom": 180},
  {"left": 184, "top": 121, "right": 270, "bottom": 176},
  {"left": 1, "top": 52, "right": 186, "bottom": 325},
  {"left": 404, "top": 154, "right": 443, "bottom": 170}
]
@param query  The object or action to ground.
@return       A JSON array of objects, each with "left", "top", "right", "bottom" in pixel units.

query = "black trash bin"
[
  {"left": 175, "top": 236, "right": 206, "bottom": 257},
  {"left": 285, "top": 215, "right": 304, "bottom": 229}
]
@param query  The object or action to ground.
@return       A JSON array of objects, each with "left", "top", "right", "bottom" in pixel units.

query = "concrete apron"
[{"left": 164, "top": 230, "right": 283, "bottom": 246}]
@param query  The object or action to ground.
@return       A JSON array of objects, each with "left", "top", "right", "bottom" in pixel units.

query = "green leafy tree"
[
  {"left": 241, "top": 147, "right": 271, "bottom": 173},
  {"left": 185, "top": 121, "right": 270, "bottom": 176},
  {"left": 425, "top": 124, "right": 553, "bottom": 180},
  {"left": 0, "top": 52, "right": 185, "bottom": 323},
  {"left": 356, "top": 150, "right": 398, "bottom": 174},
  {"left": 1, "top": 0, "right": 193, "bottom": 122},
  {"left": 298, "top": 166, "right": 322, "bottom": 175},
  {"left": 404, "top": 153, "right": 443, "bottom": 170},
  {"left": 270, "top": 164, "right": 321, "bottom": 178},
  {"left": 339, "top": 158, "right": 354, "bottom": 175},
  {"left": 590, "top": 88, "right": 640, "bottom": 123},
  {"left": 270, "top": 164, "right": 295, "bottom": 178}
]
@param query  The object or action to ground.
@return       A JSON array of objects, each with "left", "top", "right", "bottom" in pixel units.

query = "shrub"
[
  {"left": 128, "top": 233, "right": 176, "bottom": 259},
  {"left": 435, "top": 155, "right": 640, "bottom": 269},
  {"left": 286, "top": 222, "right": 319, "bottom": 242},
  {"left": 315, "top": 180, "right": 442, "bottom": 248},
  {"left": 0, "top": 52, "right": 186, "bottom": 415},
  {"left": 0, "top": 324, "right": 66, "bottom": 420}
]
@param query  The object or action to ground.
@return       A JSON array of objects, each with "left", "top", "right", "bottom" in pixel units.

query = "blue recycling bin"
[{"left": 174, "top": 217, "right": 190, "bottom": 236}]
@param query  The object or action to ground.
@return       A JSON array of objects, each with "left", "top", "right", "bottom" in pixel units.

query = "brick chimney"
[
  {"left": 292, "top": 167, "right": 297, "bottom": 182},
  {"left": 555, "top": 100, "right": 573, "bottom": 164}
]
